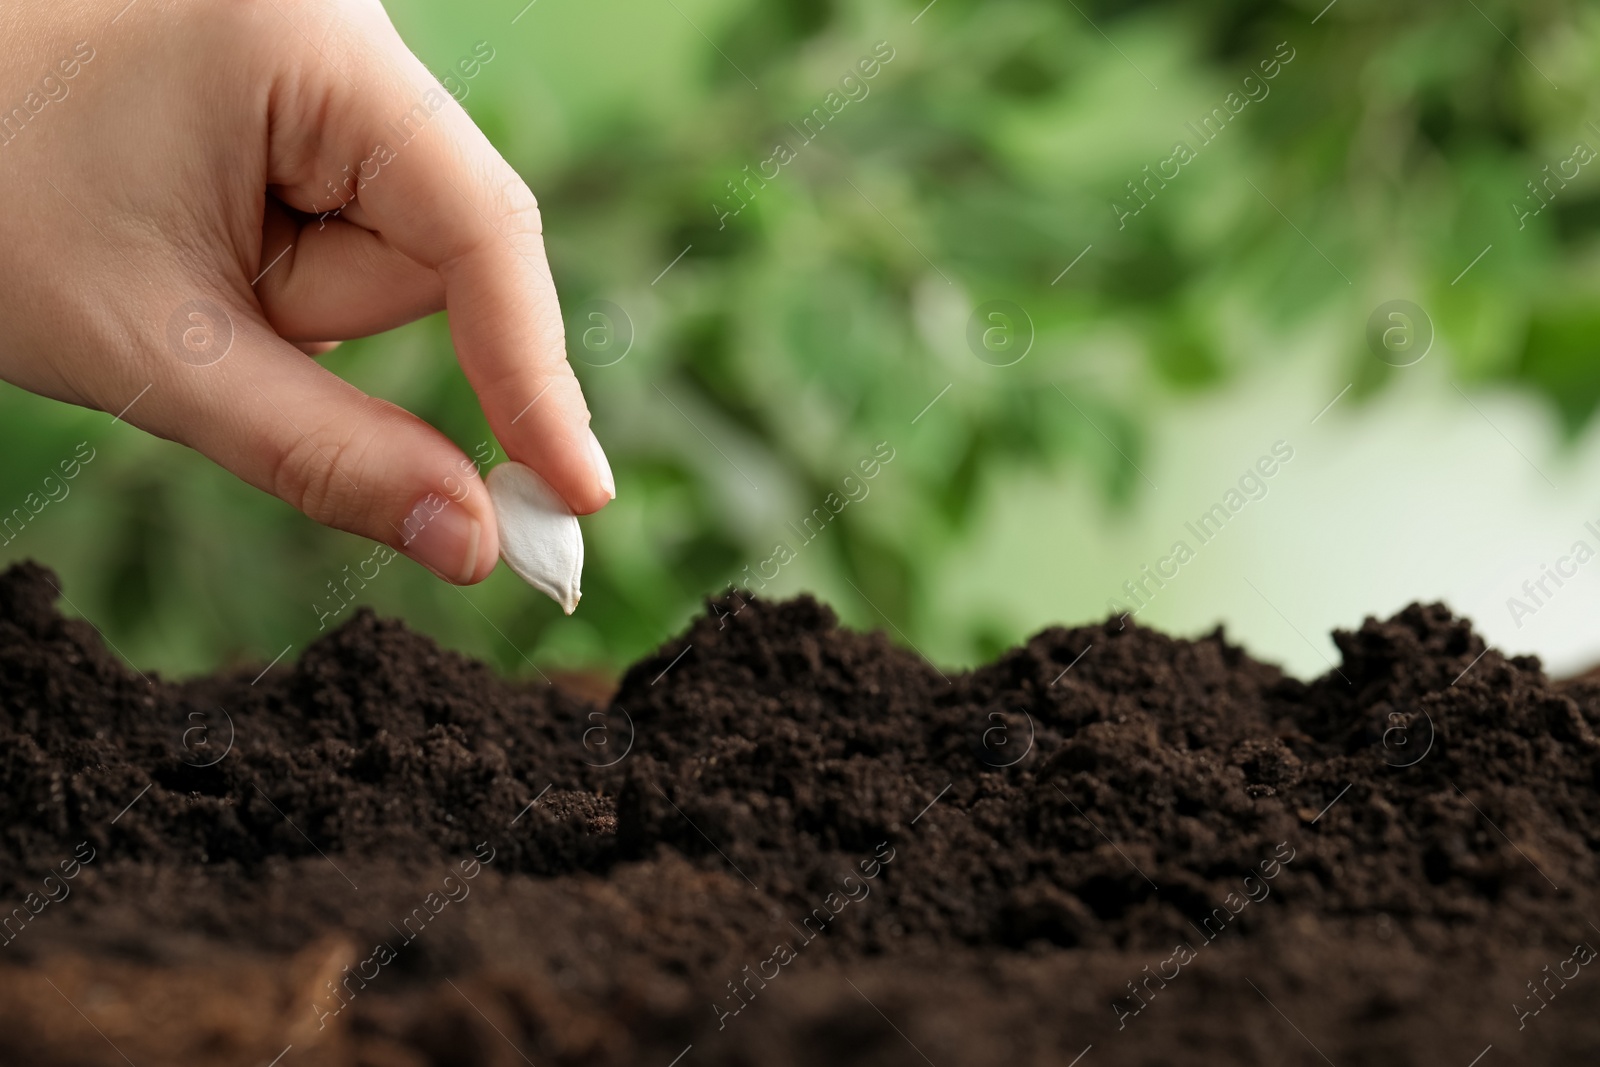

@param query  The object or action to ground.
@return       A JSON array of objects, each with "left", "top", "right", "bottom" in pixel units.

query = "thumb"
[{"left": 139, "top": 311, "right": 500, "bottom": 584}]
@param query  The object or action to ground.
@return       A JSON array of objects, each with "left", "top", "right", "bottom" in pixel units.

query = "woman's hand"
[{"left": 0, "top": 0, "right": 613, "bottom": 583}]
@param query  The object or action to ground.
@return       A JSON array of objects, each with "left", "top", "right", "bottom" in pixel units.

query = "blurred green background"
[{"left": 4, "top": 0, "right": 1598, "bottom": 681}]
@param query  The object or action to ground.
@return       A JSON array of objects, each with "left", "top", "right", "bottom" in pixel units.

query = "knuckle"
[
  {"left": 485, "top": 168, "right": 543, "bottom": 236},
  {"left": 489, "top": 362, "right": 584, "bottom": 416},
  {"left": 268, "top": 418, "right": 375, "bottom": 529}
]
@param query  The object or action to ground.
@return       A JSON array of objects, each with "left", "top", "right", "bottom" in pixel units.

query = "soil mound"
[{"left": 1, "top": 561, "right": 1597, "bottom": 1066}]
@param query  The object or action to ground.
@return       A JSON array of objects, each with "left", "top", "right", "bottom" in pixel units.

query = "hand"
[{"left": 0, "top": 0, "right": 614, "bottom": 584}]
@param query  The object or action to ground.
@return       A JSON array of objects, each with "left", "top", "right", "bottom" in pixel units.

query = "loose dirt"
[{"left": 2, "top": 561, "right": 1598, "bottom": 1066}]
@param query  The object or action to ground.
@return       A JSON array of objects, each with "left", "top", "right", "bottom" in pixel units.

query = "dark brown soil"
[{"left": 3, "top": 560, "right": 1600, "bottom": 1066}]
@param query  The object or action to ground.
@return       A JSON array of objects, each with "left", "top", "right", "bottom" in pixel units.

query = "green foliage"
[{"left": 2, "top": 0, "right": 1595, "bottom": 677}]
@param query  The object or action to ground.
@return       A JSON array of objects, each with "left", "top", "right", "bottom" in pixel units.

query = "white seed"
[{"left": 485, "top": 461, "right": 583, "bottom": 614}]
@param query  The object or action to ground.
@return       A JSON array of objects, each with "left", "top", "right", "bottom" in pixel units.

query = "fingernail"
[
  {"left": 399, "top": 494, "right": 486, "bottom": 584},
  {"left": 587, "top": 427, "right": 616, "bottom": 499}
]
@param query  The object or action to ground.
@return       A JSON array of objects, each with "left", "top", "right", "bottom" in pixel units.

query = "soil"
[{"left": 3, "top": 559, "right": 1600, "bottom": 1066}]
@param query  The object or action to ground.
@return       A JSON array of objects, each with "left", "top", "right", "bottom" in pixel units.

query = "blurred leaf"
[{"left": 1514, "top": 304, "right": 1600, "bottom": 438}]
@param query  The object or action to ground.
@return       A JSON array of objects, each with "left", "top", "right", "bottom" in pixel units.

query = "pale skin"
[{"left": 0, "top": 0, "right": 614, "bottom": 584}]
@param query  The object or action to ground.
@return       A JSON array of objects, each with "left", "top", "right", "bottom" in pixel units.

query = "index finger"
[{"left": 275, "top": 20, "right": 614, "bottom": 514}]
